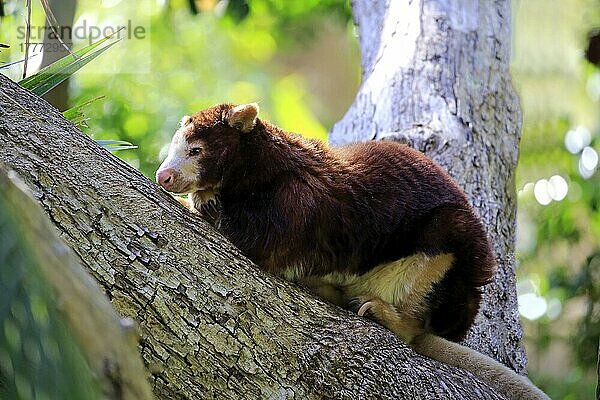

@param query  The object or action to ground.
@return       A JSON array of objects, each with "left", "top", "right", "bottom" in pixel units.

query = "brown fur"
[{"left": 157, "top": 103, "right": 497, "bottom": 342}]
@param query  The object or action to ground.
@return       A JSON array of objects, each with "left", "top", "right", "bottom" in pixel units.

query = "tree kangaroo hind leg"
[{"left": 344, "top": 253, "right": 455, "bottom": 343}]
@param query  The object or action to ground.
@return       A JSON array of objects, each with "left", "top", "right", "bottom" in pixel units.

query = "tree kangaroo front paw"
[{"left": 191, "top": 190, "right": 221, "bottom": 226}]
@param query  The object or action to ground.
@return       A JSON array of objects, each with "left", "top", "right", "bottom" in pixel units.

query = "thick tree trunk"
[
  {"left": 0, "top": 0, "right": 526, "bottom": 398},
  {"left": 331, "top": 0, "right": 525, "bottom": 372}
]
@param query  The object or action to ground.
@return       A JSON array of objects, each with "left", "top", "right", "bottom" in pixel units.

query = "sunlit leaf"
[
  {"left": 63, "top": 96, "right": 104, "bottom": 127},
  {"left": 96, "top": 139, "right": 138, "bottom": 152},
  {"left": 18, "top": 29, "right": 123, "bottom": 96}
]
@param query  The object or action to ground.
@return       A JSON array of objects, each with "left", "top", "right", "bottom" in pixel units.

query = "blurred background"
[{"left": 0, "top": 0, "right": 598, "bottom": 398}]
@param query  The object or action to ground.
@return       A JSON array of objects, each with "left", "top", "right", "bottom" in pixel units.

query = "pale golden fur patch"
[
  {"left": 301, "top": 253, "right": 549, "bottom": 399},
  {"left": 296, "top": 253, "right": 454, "bottom": 341},
  {"left": 191, "top": 190, "right": 218, "bottom": 210},
  {"left": 319, "top": 253, "right": 454, "bottom": 309},
  {"left": 174, "top": 195, "right": 192, "bottom": 210},
  {"left": 355, "top": 296, "right": 425, "bottom": 341}
]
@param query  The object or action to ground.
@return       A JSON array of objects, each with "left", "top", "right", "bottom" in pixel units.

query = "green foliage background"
[
  {"left": 512, "top": 1, "right": 599, "bottom": 398},
  {"left": 1, "top": 0, "right": 598, "bottom": 398}
]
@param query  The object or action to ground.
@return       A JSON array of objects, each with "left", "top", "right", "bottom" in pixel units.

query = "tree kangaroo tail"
[{"left": 411, "top": 334, "right": 550, "bottom": 400}]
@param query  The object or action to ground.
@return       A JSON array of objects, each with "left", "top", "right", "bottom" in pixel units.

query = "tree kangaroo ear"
[
  {"left": 226, "top": 103, "right": 259, "bottom": 132},
  {"left": 180, "top": 115, "right": 193, "bottom": 128}
]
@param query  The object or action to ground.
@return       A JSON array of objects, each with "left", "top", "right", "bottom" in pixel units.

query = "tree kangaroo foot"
[{"left": 348, "top": 296, "right": 425, "bottom": 342}]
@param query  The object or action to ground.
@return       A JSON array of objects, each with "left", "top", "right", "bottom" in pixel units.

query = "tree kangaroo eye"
[{"left": 188, "top": 148, "right": 202, "bottom": 157}]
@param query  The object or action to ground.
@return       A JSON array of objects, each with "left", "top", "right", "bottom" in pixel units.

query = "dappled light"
[
  {"left": 529, "top": 175, "right": 569, "bottom": 206},
  {"left": 579, "top": 146, "right": 598, "bottom": 177},
  {"left": 518, "top": 292, "right": 548, "bottom": 321},
  {"left": 565, "top": 126, "right": 592, "bottom": 154}
]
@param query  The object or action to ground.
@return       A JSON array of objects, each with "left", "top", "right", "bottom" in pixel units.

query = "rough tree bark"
[
  {"left": 0, "top": 0, "right": 526, "bottom": 399},
  {"left": 331, "top": 0, "right": 525, "bottom": 371}
]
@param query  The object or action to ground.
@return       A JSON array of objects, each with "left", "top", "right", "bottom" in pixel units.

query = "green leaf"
[
  {"left": 18, "top": 29, "right": 123, "bottom": 96},
  {"left": 96, "top": 139, "right": 138, "bottom": 151},
  {"left": 63, "top": 96, "right": 104, "bottom": 127}
]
